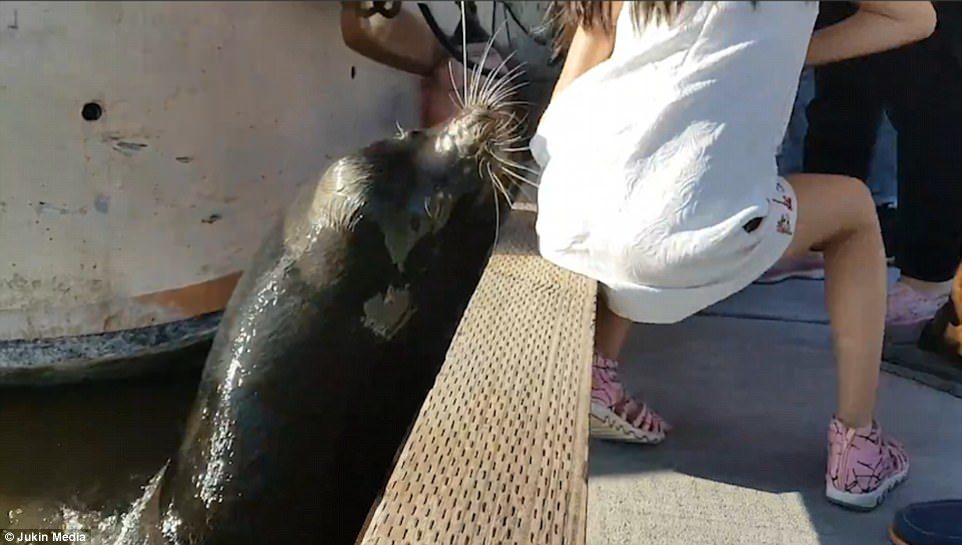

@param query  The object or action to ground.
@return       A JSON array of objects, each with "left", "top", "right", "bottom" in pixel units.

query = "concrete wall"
[{"left": 0, "top": 1, "right": 428, "bottom": 341}]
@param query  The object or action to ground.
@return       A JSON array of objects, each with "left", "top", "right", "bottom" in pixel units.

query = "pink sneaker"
[
  {"left": 886, "top": 282, "right": 951, "bottom": 343},
  {"left": 756, "top": 253, "right": 826, "bottom": 284},
  {"left": 590, "top": 354, "right": 669, "bottom": 444},
  {"left": 825, "top": 416, "right": 909, "bottom": 511}
]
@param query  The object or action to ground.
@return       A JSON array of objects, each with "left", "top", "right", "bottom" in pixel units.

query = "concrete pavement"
[{"left": 587, "top": 279, "right": 962, "bottom": 545}]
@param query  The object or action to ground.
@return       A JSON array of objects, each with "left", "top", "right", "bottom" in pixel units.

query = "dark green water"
[{"left": 0, "top": 348, "right": 207, "bottom": 538}]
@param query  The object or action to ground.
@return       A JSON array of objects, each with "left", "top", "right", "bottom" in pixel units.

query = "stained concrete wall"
[{"left": 0, "top": 1, "right": 427, "bottom": 341}]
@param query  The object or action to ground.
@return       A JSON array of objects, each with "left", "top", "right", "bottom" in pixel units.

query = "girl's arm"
[
  {"left": 807, "top": 1, "right": 937, "bottom": 66},
  {"left": 550, "top": 1, "right": 623, "bottom": 100},
  {"left": 340, "top": 2, "right": 447, "bottom": 76}
]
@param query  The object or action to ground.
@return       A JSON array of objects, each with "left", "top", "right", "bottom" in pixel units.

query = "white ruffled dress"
[{"left": 532, "top": 1, "right": 818, "bottom": 324}]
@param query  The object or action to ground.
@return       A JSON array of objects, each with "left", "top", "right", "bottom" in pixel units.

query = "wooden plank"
[{"left": 359, "top": 210, "right": 596, "bottom": 545}]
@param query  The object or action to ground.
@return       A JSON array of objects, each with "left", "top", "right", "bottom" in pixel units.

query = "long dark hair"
[
  {"left": 547, "top": 1, "right": 760, "bottom": 54},
  {"left": 546, "top": 1, "right": 685, "bottom": 53}
]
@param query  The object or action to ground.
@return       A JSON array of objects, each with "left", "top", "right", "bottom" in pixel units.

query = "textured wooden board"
[{"left": 359, "top": 210, "right": 596, "bottom": 545}]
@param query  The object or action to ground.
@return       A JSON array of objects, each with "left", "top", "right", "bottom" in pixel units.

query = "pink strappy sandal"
[{"left": 590, "top": 353, "right": 670, "bottom": 444}]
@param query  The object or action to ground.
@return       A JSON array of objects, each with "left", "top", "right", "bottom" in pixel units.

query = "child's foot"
[
  {"left": 825, "top": 416, "right": 909, "bottom": 511},
  {"left": 886, "top": 282, "right": 951, "bottom": 343},
  {"left": 590, "top": 353, "right": 669, "bottom": 444}
]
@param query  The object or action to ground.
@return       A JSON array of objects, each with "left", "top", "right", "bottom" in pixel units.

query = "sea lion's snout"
[
  {"left": 436, "top": 108, "right": 503, "bottom": 158},
  {"left": 432, "top": 99, "right": 532, "bottom": 208}
]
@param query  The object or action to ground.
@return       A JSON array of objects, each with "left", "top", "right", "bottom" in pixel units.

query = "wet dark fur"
[{"left": 124, "top": 104, "right": 525, "bottom": 543}]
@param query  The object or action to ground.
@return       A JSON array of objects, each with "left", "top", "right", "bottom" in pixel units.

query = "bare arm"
[
  {"left": 807, "top": 1, "right": 937, "bottom": 66},
  {"left": 339, "top": 2, "right": 447, "bottom": 76},
  {"left": 550, "top": 1, "right": 622, "bottom": 100}
]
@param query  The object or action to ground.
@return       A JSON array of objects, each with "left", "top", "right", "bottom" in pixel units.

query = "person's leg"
[
  {"left": 803, "top": 1, "right": 886, "bottom": 181},
  {"left": 803, "top": 60, "right": 884, "bottom": 183},
  {"left": 882, "top": 31, "right": 962, "bottom": 338},
  {"left": 589, "top": 294, "right": 669, "bottom": 444},
  {"left": 783, "top": 174, "right": 886, "bottom": 427},
  {"left": 783, "top": 173, "right": 909, "bottom": 510},
  {"left": 594, "top": 297, "right": 633, "bottom": 361}
]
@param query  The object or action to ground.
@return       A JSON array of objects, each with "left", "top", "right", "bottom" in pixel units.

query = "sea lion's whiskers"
[
  {"left": 481, "top": 60, "right": 525, "bottom": 92},
  {"left": 497, "top": 133, "right": 528, "bottom": 144},
  {"left": 493, "top": 154, "right": 539, "bottom": 176},
  {"left": 466, "top": 47, "right": 485, "bottom": 107},
  {"left": 471, "top": 50, "right": 514, "bottom": 106},
  {"left": 492, "top": 147, "right": 527, "bottom": 166},
  {"left": 479, "top": 62, "right": 525, "bottom": 105},
  {"left": 484, "top": 163, "right": 511, "bottom": 249},
  {"left": 442, "top": 24, "right": 532, "bottom": 236},
  {"left": 447, "top": 60, "right": 465, "bottom": 108},
  {"left": 485, "top": 89, "right": 529, "bottom": 116},
  {"left": 487, "top": 81, "right": 530, "bottom": 107},
  {"left": 496, "top": 132, "right": 521, "bottom": 147},
  {"left": 482, "top": 157, "right": 507, "bottom": 199},
  {"left": 467, "top": 27, "right": 503, "bottom": 108},
  {"left": 498, "top": 110, "right": 528, "bottom": 129},
  {"left": 476, "top": 48, "right": 520, "bottom": 97},
  {"left": 469, "top": 28, "right": 501, "bottom": 105},
  {"left": 486, "top": 161, "right": 503, "bottom": 245},
  {"left": 482, "top": 59, "right": 525, "bottom": 90},
  {"left": 493, "top": 187, "right": 501, "bottom": 243},
  {"left": 460, "top": 1, "right": 469, "bottom": 110},
  {"left": 485, "top": 160, "right": 515, "bottom": 207},
  {"left": 495, "top": 100, "right": 534, "bottom": 109},
  {"left": 497, "top": 163, "right": 540, "bottom": 189},
  {"left": 494, "top": 117, "right": 529, "bottom": 144},
  {"left": 476, "top": 54, "right": 522, "bottom": 106},
  {"left": 502, "top": 172, "right": 539, "bottom": 191}
]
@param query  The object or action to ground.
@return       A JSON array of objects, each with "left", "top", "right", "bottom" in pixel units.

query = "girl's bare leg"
[
  {"left": 591, "top": 293, "right": 668, "bottom": 444},
  {"left": 594, "top": 297, "right": 633, "bottom": 361},
  {"left": 783, "top": 173, "right": 886, "bottom": 428}
]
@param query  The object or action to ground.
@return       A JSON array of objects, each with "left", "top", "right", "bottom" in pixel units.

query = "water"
[{"left": 0, "top": 350, "right": 206, "bottom": 543}]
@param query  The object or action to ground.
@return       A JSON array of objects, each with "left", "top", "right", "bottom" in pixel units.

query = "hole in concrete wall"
[
  {"left": 81, "top": 102, "right": 103, "bottom": 121},
  {"left": 351, "top": 66, "right": 357, "bottom": 79}
]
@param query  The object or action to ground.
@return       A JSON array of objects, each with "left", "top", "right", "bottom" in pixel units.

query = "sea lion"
[{"left": 118, "top": 50, "right": 532, "bottom": 545}]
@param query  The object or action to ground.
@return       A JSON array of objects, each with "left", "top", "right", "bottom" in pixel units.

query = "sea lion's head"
[
  {"left": 287, "top": 49, "right": 532, "bottom": 277},
  {"left": 390, "top": 54, "right": 532, "bottom": 212}
]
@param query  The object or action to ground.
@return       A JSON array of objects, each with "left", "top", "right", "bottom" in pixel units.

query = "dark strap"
[{"left": 416, "top": 2, "right": 503, "bottom": 78}]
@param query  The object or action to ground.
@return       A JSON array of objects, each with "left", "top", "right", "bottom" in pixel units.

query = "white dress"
[{"left": 531, "top": 1, "right": 818, "bottom": 324}]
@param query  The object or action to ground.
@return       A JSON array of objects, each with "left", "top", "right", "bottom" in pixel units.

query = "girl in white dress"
[{"left": 533, "top": 1, "right": 936, "bottom": 510}]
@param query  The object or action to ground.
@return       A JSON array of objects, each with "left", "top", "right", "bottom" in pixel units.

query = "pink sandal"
[{"left": 590, "top": 354, "right": 670, "bottom": 444}]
